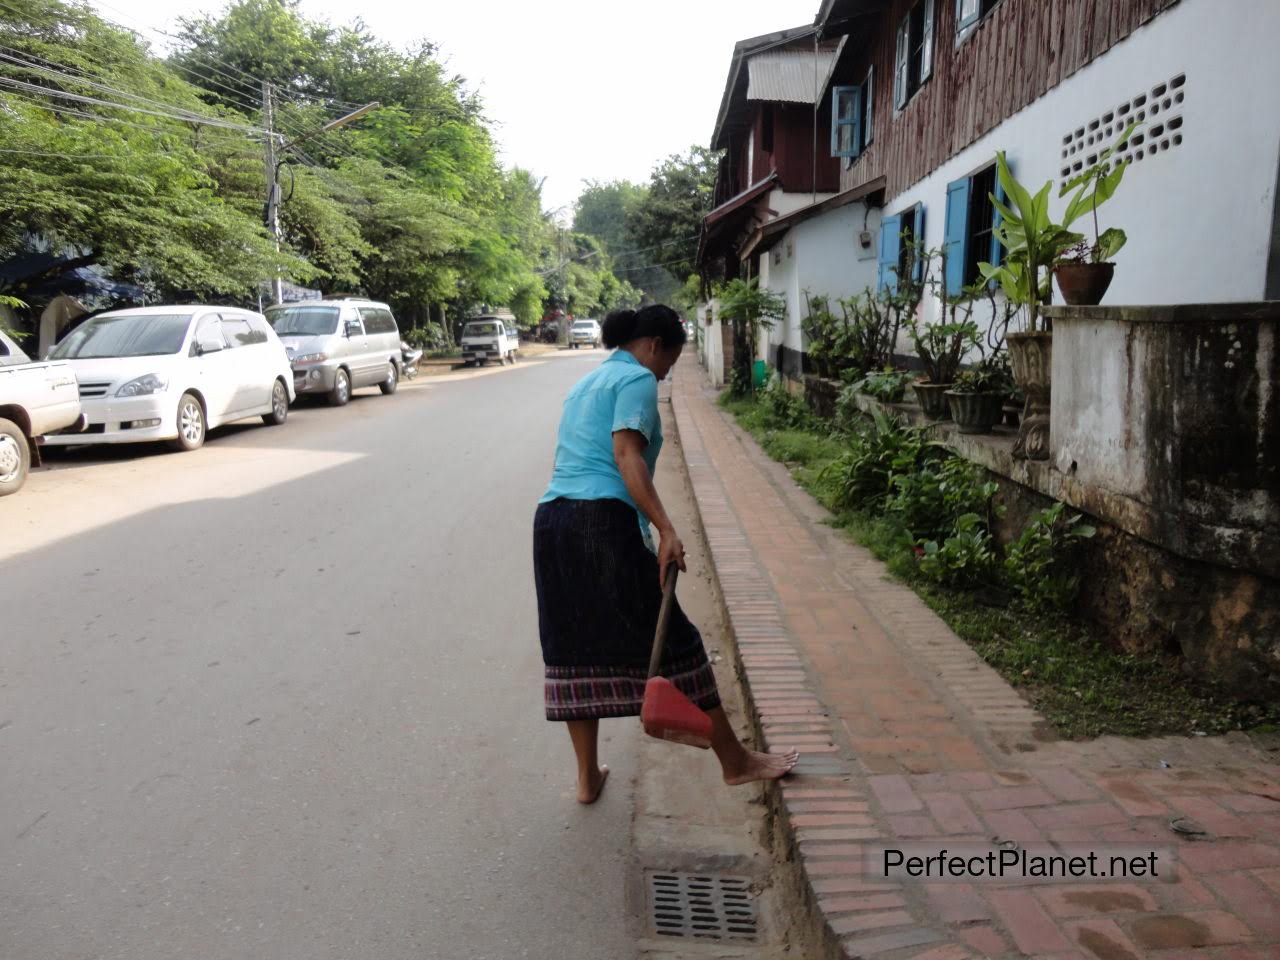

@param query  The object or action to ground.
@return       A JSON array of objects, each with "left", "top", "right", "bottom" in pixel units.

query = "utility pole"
[
  {"left": 262, "top": 79, "right": 284, "bottom": 305},
  {"left": 262, "top": 95, "right": 378, "bottom": 307},
  {"left": 558, "top": 225, "right": 569, "bottom": 346}
]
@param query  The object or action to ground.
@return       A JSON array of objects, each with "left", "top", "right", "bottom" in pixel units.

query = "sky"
[{"left": 89, "top": 0, "right": 810, "bottom": 215}]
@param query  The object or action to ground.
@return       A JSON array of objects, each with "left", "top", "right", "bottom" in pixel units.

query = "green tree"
[
  {"left": 0, "top": 0, "right": 310, "bottom": 300},
  {"left": 625, "top": 146, "right": 719, "bottom": 298}
]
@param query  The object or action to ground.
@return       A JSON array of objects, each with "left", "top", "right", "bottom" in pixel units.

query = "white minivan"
[
  {"left": 43, "top": 305, "right": 294, "bottom": 452},
  {"left": 266, "top": 298, "right": 403, "bottom": 405}
]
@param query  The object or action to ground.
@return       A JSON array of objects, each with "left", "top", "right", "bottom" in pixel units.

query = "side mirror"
[
  {"left": 345, "top": 321, "right": 363, "bottom": 339},
  {"left": 198, "top": 338, "right": 224, "bottom": 355}
]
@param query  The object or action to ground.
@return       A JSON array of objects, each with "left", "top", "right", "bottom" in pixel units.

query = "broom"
[{"left": 640, "top": 564, "right": 714, "bottom": 749}]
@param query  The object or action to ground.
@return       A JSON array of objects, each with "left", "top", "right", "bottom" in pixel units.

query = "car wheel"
[
  {"left": 329, "top": 368, "right": 351, "bottom": 406},
  {"left": 380, "top": 361, "right": 399, "bottom": 395},
  {"left": 0, "top": 417, "right": 29, "bottom": 497},
  {"left": 170, "top": 392, "right": 206, "bottom": 452},
  {"left": 262, "top": 379, "right": 289, "bottom": 426}
]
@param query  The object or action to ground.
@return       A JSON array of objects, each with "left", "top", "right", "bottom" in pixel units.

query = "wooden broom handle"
[{"left": 646, "top": 564, "right": 679, "bottom": 680}]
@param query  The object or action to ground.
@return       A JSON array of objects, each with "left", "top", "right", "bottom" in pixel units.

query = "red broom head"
[{"left": 641, "top": 676, "right": 713, "bottom": 749}]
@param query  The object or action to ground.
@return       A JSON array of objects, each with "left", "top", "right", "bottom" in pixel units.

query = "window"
[
  {"left": 192, "top": 315, "right": 226, "bottom": 355},
  {"left": 52, "top": 313, "right": 193, "bottom": 359},
  {"left": 220, "top": 314, "right": 267, "bottom": 346},
  {"left": 877, "top": 204, "right": 926, "bottom": 293},
  {"left": 894, "top": 0, "right": 935, "bottom": 110},
  {"left": 943, "top": 162, "right": 1007, "bottom": 296},
  {"left": 831, "top": 69, "right": 874, "bottom": 160},
  {"left": 831, "top": 86, "right": 860, "bottom": 158},
  {"left": 267, "top": 305, "right": 339, "bottom": 336},
  {"left": 956, "top": 0, "right": 1002, "bottom": 35},
  {"left": 359, "top": 307, "right": 397, "bottom": 335}
]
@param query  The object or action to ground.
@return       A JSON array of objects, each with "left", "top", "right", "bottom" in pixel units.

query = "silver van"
[{"left": 265, "top": 299, "right": 402, "bottom": 405}]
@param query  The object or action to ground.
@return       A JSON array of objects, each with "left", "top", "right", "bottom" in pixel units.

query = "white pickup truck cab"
[
  {"left": 0, "top": 328, "right": 82, "bottom": 496},
  {"left": 461, "top": 316, "right": 520, "bottom": 367}
]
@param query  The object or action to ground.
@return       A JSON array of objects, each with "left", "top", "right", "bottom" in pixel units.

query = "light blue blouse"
[{"left": 541, "top": 349, "right": 662, "bottom": 524}]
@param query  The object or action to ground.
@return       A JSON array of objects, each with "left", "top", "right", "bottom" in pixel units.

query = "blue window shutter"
[
  {"left": 943, "top": 178, "right": 971, "bottom": 297},
  {"left": 921, "top": 0, "right": 936, "bottom": 81},
  {"left": 831, "top": 86, "right": 860, "bottom": 158},
  {"left": 863, "top": 68, "right": 874, "bottom": 147},
  {"left": 990, "top": 161, "right": 1008, "bottom": 266},
  {"left": 850, "top": 87, "right": 863, "bottom": 156},
  {"left": 830, "top": 87, "right": 843, "bottom": 156},
  {"left": 878, "top": 215, "right": 902, "bottom": 293},
  {"left": 912, "top": 204, "right": 927, "bottom": 283}
]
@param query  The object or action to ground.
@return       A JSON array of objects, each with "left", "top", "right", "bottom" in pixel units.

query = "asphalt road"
[{"left": 1, "top": 350, "right": 643, "bottom": 960}]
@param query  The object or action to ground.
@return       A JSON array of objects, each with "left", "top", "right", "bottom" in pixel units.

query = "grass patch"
[{"left": 718, "top": 392, "right": 1280, "bottom": 739}]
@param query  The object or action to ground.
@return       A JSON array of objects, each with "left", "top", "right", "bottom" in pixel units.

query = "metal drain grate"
[{"left": 647, "top": 871, "right": 758, "bottom": 942}]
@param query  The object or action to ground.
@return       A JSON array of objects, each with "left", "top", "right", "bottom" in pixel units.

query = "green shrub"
[
  {"left": 821, "top": 408, "right": 934, "bottom": 512},
  {"left": 1004, "top": 502, "right": 1097, "bottom": 613},
  {"left": 918, "top": 514, "right": 998, "bottom": 588},
  {"left": 403, "top": 324, "right": 450, "bottom": 350},
  {"left": 853, "top": 368, "right": 914, "bottom": 403},
  {"left": 886, "top": 456, "right": 999, "bottom": 544},
  {"left": 834, "top": 384, "right": 865, "bottom": 435},
  {"left": 761, "top": 374, "right": 816, "bottom": 430}
]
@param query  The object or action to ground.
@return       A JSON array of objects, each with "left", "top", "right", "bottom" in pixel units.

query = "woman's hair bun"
[{"left": 602, "top": 309, "right": 639, "bottom": 348}]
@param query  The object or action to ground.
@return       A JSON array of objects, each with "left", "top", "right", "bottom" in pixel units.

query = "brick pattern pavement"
[{"left": 670, "top": 364, "right": 1280, "bottom": 960}]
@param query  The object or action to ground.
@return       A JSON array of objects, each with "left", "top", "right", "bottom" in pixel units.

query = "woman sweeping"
[{"left": 534, "top": 304, "right": 799, "bottom": 804}]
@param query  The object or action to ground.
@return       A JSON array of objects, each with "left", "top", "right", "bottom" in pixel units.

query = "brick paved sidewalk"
[{"left": 670, "top": 363, "right": 1280, "bottom": 960}]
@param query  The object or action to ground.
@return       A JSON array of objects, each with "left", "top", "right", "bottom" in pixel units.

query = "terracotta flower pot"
[
  {"left": 945, "top": 391, "right": 1004, "bottom": 435},
  {"left": 1006, "top": 331, "right": 1052, "bottom": 460},
  {"left": 912, "top": 380, "right": 953, "bottom": 420},
  {"left": 1054, "top": 262, "right": 1116, "bottom": 306}
]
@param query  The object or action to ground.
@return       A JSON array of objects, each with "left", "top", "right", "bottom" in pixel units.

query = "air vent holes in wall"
[{"left": 1060, "top": 73, "right": 1186, "bottom": 185}]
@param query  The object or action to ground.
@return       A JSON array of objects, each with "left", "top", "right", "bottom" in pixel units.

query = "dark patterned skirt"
[{"left": 534, "top": 497, "right": 721, "bottom": 721}]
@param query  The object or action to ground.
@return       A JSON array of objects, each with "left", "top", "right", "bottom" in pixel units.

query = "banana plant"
[
  {"left": 978, "top": 152, "right": 1082, "bottom": 332},
  {"left": 1060, "top": 121, "right": 1139, "bottom": 263}
]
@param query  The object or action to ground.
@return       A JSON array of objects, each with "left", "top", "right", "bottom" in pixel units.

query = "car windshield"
[
  {"left": 573, "top": 322, "right": 595, "bottom": 330},
  {"left": 266, "top": 305, "right": 340, "bottom": 337},
  {"left": 464, "top": 322, "right": 499, "bottom": 336},
  {"left": 51, "top": 313, "right": 191, "bottom": 359}
]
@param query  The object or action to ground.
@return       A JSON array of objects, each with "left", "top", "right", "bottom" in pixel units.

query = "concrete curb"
[{"left": 670, "top": 379, "right": 963, "bottom": 960}]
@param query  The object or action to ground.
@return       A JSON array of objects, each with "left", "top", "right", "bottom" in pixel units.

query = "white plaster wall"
[
  {"left": 699, "top": 298, "right": 725, "bottom": 387},
  {"left": 762, "top": 202, "right": 884, "bottom": 364},
  {"left": 759, "top": 240, "right": 800, "bottom": 361},
  {"left": 878, "top": 0, "right": 1280, "bottom": 334}
]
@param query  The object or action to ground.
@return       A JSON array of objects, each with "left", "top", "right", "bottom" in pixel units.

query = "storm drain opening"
[{"left": 647, "top": 871, "right": 758, "bottom": 942}]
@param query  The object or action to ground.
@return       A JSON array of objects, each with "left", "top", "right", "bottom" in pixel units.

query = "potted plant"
[
  {"left": 1054, "top": 122, "right": 1138, "bottom": 305},
  {"left": 979, "top": 152, "right": 1081, "bottom": 460},
  {"left": 908, "top": 309, "right": 981, "bottom": 421},
  {"left": 946, "top": 366, "right": 1012, "bottom": 435}
]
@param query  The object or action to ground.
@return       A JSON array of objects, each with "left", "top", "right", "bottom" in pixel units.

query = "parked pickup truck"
[{"left": 0, "top": 328, "right": 83, "bottom": 496}]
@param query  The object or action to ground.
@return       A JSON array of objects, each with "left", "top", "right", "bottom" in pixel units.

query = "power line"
[
  {"left": 0, "top": 49, "right": 269, "bottom": 133},
  {"left": 0, "top": 90, "right": 266, "bottom": 156},
  {"left": 0, "top": 76, "right": 268, "bottom": 133}
]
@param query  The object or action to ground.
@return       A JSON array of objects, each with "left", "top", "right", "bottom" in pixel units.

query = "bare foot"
[
  {"left": 723, "top": 749, "right": 799, "bottom": 786},
  {"left": 577, "top": 764, "right": 610, "bottom": 804}
]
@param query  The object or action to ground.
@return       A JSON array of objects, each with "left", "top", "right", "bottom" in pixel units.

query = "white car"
[
  {"left": 43, "top": 305, "right": 295, "bottom": 452},
  {"left": 569, "top": 319, "right": 601, "bottom": 349}
]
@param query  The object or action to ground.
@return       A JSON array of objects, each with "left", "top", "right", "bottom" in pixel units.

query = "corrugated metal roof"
[{"left": 746, "top": 48, "right": 838, "bottom": 104}]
